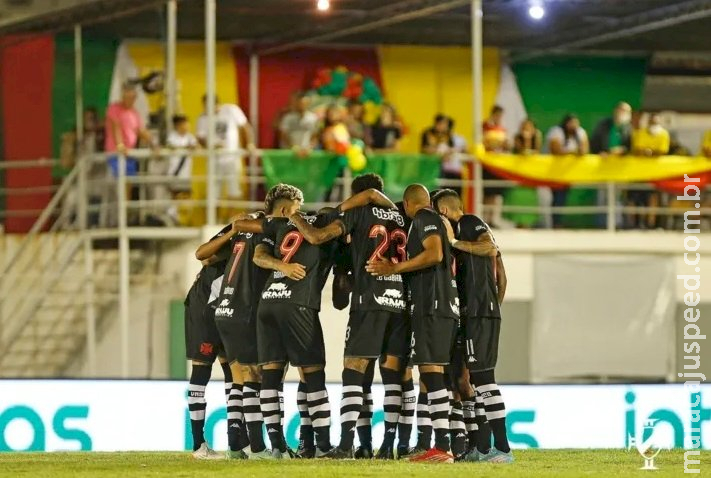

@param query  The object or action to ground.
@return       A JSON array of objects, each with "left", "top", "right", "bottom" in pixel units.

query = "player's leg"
[
  {"left": 223, "top": 358, "right": 249, "bottom": 457},
  {"left": 468, "top": 316, "right": 512, "bottom": 463},
  {"left": 187, "top": 360, "right": 214, "bottom": 456},
  {"left": 415, "top": 379, "right": 431, "bottom": 450},
  {"left": 296, "top": 369, "right": 315, "bottom": 458},
  {"left": 241, "top": 364, "right": 267, "bottom": 454},
  {"left": 261, "top": 362, "right": 289, "bottom": 456},
  {"left": 409, "top": 316, "right": 456, "bottom": 463},
  {"left": 396, "top": 365, "right": 416, "bottom": 457},
  {"left": 447, "top": 364, "right": 467, "bottom": 461},
  {"left": 355, "top": 360, "right": 375, "bottom": 457},
  {"left": 377, "top": 311, "right": 409, "bottom": 459},
  {"left": 185, "top": 300, "right": 222, "bottom": 459},
  {"left": 254, "top": 302, "right": 289, "bottom": 459},
  {"left": 287, "top": 306, "right": 332, "bottom": 455},
  {"left": 458, "top": 366, "right": 479, "bottom": 454},
  {"left": 330, "top": 356, "right": 370, "bottom": 457}
]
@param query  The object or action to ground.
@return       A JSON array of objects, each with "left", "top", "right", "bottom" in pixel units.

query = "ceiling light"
[
  {"left": 317, "top": 0, "right": 330, "bottom": 12},
  {"left": 528, "top": 3, "right": 545, "bottom": 20}
]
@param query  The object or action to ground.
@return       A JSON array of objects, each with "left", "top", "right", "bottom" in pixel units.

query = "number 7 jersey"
[
  {"left": 337, "top": 205, "right": 407, "bottom": 313},
  {"left": 260, "top": 214, "right": 337, "bottom": 310}
]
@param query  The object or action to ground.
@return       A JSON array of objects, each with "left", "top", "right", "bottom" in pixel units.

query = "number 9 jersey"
[{"left": 259, "top": 214, "right": 338, "bottom": 310}]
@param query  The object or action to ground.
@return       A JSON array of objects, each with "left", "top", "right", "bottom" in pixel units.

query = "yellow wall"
[
  {"left": 378, "top": 46, "right": 500, "bottom": 153},
  {"left": 125, "top": 41, "right": 239, "bottom": 224}
]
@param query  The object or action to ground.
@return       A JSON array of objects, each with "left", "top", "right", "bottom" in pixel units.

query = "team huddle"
[{"left": 183, "top": 173, "right": 511, "bottom": 464}]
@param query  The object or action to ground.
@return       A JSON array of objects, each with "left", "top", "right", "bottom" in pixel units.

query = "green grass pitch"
[{"left": 0, "top": 450, "right": 697, "bottom": 477}]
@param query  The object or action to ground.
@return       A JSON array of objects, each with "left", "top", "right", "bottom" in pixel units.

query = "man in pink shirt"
[{"left": 105, "top": 82, "right": 152, "bottom": 176}]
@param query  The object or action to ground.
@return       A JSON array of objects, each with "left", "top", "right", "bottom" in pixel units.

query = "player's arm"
[
  {"left": 253, "top": 244, "right": 306, "bottom": 280},
  {"left": 195, "top": 227, "right": 235, "bottom": 260},
  {"left": 367, "top": 235, "right": 443, "bottom": 276},
  {"left": 496, "top": 252, "right": 507, "bottom": 304},
  {"left": 339, "top": 188, "right": 395, "bottom": 212},
  {"left": 231, "top": 217, "right": 265, "bottom": 234},
  {"left": 450, "top": 232, "right": 498, "bottom": 257},
  {"left": 289, "top": 213, "right": 344, "bottom": 245}
]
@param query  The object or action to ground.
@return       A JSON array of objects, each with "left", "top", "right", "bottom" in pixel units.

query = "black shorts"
[
  {"left": 215, "top": 310, "right": 259, "bottom": 366},
  {"left": 185, "top": 301, "right": 223, "bottom": 363},
  {"left": 410, "top": 315, "right": 458, "bottom": 366},
  {"left": 257, "top": 301, "right": 326, "bottom": 367},
  {"left": 460, "top": 316, "right": 501, "bottom": 372},
  {"left": 345, "top": 309, "right": 410, "bottom": 359}
]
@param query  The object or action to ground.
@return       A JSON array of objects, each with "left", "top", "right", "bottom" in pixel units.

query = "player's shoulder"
[{"left": 416, "top": 207, "right": 440, "bottom": 223}]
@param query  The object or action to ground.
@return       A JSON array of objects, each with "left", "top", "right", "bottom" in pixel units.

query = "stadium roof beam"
[
  {"left": 255, "top": 0, "right": 471, "bottom": 56},
  {"left": 512, "top": 0, "right": 711, "bottom": 61}
]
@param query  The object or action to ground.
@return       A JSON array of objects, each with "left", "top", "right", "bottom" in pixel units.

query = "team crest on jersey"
[
  {"left": 262, "top": 282, "right": 292, "bottom": 299},
  {"left": 373, "top": 288, "right": 406, "bottom": 310},
  {"left": 199, "top": 342, "right": 214, "bottom": 355}
]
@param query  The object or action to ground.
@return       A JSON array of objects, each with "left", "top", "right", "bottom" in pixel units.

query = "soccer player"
[
  {"left": 186, "top": 224, "right": 238, "bottom": 459},
  {"left": 367, "top": 184, "right": 460, "bottom": 463},
  {"left": 232, "top": 185, "right": 392, "bottom": 458},
  {"left": 289, "top": 173, "right": 408, "bottom": 459},
  {"left": 433, "top": 188, "right": 513, "bottom": 464}
]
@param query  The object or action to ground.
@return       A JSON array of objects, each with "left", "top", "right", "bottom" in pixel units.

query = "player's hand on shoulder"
[
  {"left": 282, "top": 262, "right": 307, "bottom": 281},
  {"left": 441, "top": 215, "right": 455, "bottom": 242}
]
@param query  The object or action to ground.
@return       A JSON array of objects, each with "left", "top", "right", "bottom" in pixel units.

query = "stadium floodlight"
[
  {"left": 528, "top": 2, "right": 545, "bottom": 20},
  {"left": 317, "top": 0, "right": 330, "bottom": 11}
]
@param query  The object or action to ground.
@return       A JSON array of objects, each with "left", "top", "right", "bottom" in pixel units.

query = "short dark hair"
[
  {"left": 434, "top": 113, "right": 447, "bottom": 124},
  {"left": 172, "top": 114, "right": 188, "bottom": 127},
  {"left": 431, "top": 188, "right": 460, "bottom": 210},
  {"left": 201, "top": 93, "right": 220, "bottom": 104},
  {"left": 492, "top": 105, "right": 504, "bottom": 115},
  {"left": 351, "top": 173, "right": 384, "bottom": 194},
  {"left": 348, "top": 99, "right": 363, "bottom": 108}
]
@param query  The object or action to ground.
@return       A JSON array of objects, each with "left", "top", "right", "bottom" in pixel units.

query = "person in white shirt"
[
  {"left": 197, "top": 95, "right": 255, "bottom": 202},
  {"left": 279, "top": 92, "right": 319, "bottom": 153},
  {"left": 168, "top": 115, "right": 198, "bottom": 187}
]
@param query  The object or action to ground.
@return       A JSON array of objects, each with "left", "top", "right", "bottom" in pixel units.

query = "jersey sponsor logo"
[
  {"left": 450, "top": 297, "right": 460, "bottom": 316},
  {"left": 262, "top": 282, "right": 292, "bottom": 300},
  {"left": 273, "top": 271, "right": 285, "bottom": 279},
  {"left": 376, "top": 274, "right": 403, "bottom": 283},
  {"left": 475, "top": 225, "right": 486, "bottom": 231},
  {"left": 215, "top": 297, "right": 234, "bottom": 318},
  {"left": 224, "top": 287, "right": 234, "bottom": 295},
  {"left": 262, "top": 238, "right": 275, "bottom": 246},
  {"left": 373, "top": 289, "right": 406, "bottom": 310},
  {"left": 424, "top": 224, "right": 438, "bottom": 232},
  {"left": 371, "top": 207, "right": 405, "bottom": 226}
]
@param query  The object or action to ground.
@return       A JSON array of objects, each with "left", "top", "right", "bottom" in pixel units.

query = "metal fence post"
[{"left": 117, "top": 153, "right": 130, "bottom": 377}]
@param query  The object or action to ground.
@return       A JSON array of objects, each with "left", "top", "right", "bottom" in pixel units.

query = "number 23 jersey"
[{"left": 260, "top": 215, "right": 336, "bottom": 311}]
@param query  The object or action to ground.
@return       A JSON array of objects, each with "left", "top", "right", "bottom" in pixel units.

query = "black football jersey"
[
  {"left": 454, "top": 214, "right": 500, "bottom": 318},
  {"left": 338, "top": 205, "right": 407, "bottom": 312},
  {"left": 260, "top": 214, "right": 336, "bottom": 310},
  {"left": 214, "top": 231, "right": 269, "bottom": 321},
  {"left": 406, "top": 208, "right": 459, "bottom": 319},
  {"left": 185, "top": 224, "right": 232, "bottom": 309}
]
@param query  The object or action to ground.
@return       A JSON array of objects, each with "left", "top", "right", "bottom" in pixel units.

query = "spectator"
[
  {"left": 320, "top": 104, "right": 350, "bottom": 153},
  {"left": 483, "top": 105, "right": 509, "bottom": 152},
  {"left": 626, "top": 113, "right": 669, "bottom": 229},
  {"left": 632, "top": 113, "right": 670, "bottom": 157},
  {"left": 162, "top": 115, "right": 198, "bottom": 225},
  {"left": 590, "top": 102, "right": 632, "bottom": 154},
  {"left": 513, "top": 118, "right": 542, "bottom": 154},
  {"left": 370, "top": 103, "right": 402, "bottom": 151},
  {"left": 197, "top": 94, "right": 255, "bottom": 209},
  {"left": 345, "top": 100, "right": 369, "bottom": 144},
  {"left": 442, "top": 117, "right": 468, "bottom": 195},
  {"left": 421, "top": 114, "right": 453, "bottom": 155},
  {"left": 481, "top": 106, "right": 508, "bottom": 227},
  {"left": 546, "top": 114, "right": 589, "bottom": 228},
  {"left": 547, "top": 114, "right": 589, "bottom": 155},
  {"left": 105, "top": 82, "right": 152, "bottom": 176},
  {"left": 278, "top": 92, "right": 319, "bottom": 153}
]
